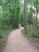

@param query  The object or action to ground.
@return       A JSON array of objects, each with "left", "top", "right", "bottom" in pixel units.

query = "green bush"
[
  {"left": 22, "top": 25, "right": 39, "bottom": 38},
  {"left": 32, "top": 30, "right": 39, "bottom": 38}
]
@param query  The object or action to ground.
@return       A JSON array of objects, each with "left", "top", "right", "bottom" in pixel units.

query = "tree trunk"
[
  {"left": 36, "top": 0, "right": 38, "bottom": 29},
  {"left": 8, "top": 4, "right": 11, "bottom": 26},
  {"left": 24, "top": 0, "right": 27, "bottom": 34}
]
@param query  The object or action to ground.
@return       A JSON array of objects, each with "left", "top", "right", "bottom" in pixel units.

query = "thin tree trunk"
[
  {"left": 33, "top": 5, "right": 35, "bottom": 29},
  {"left": 36, "top": 0, "right": 38, "bottom": 29},
  {"left": 24, "top": 0, "right": 27, "bottom": 34},
  {"left": 9, "top": 4, "right": 11, "bottom": 26}
]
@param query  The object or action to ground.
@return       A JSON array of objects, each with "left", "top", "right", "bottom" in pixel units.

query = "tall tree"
[
  {"left": 36, "top": 0, "right": 38, "bottom": 28},
  {"left": 24, "top": 0, "right": 27, "bottom": 34}
]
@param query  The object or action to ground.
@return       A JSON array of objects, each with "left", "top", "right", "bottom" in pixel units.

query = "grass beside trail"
[{"left": 0, "top": 29, "right": 11, "bottom": 52}]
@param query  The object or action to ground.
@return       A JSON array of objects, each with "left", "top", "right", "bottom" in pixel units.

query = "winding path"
[{"left": 3, "top": 27, "right": 39, "bottom": 52}]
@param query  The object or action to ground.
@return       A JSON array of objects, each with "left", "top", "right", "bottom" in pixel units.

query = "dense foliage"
[{"left": 0, "top": 0, "right": 20, "bottom": 29}]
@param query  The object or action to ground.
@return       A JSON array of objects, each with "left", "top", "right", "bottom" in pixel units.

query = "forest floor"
[{"left": 2, "top": 27, "right": 39, "bottom": 52}]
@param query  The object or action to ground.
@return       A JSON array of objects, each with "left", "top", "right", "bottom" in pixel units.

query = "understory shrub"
[
  {"left": 32, "top": 30, "right": 39, "bottom": 38},
  {"left": 22, "top": 25, "right": 39, "bottom": 38}
]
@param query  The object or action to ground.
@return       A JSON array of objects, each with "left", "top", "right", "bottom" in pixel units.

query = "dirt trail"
[{"left": 3, "top": 27, "right": 39, "bottom": 52}]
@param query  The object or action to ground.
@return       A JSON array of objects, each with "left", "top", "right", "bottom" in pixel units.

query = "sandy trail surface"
[{"left": 3, "top": 27, "right": 39, "bottom": 52}]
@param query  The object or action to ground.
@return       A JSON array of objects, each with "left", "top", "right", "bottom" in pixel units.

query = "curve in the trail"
[{"left": 3, "top": 27, "right": 39, "bottom": 52}]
